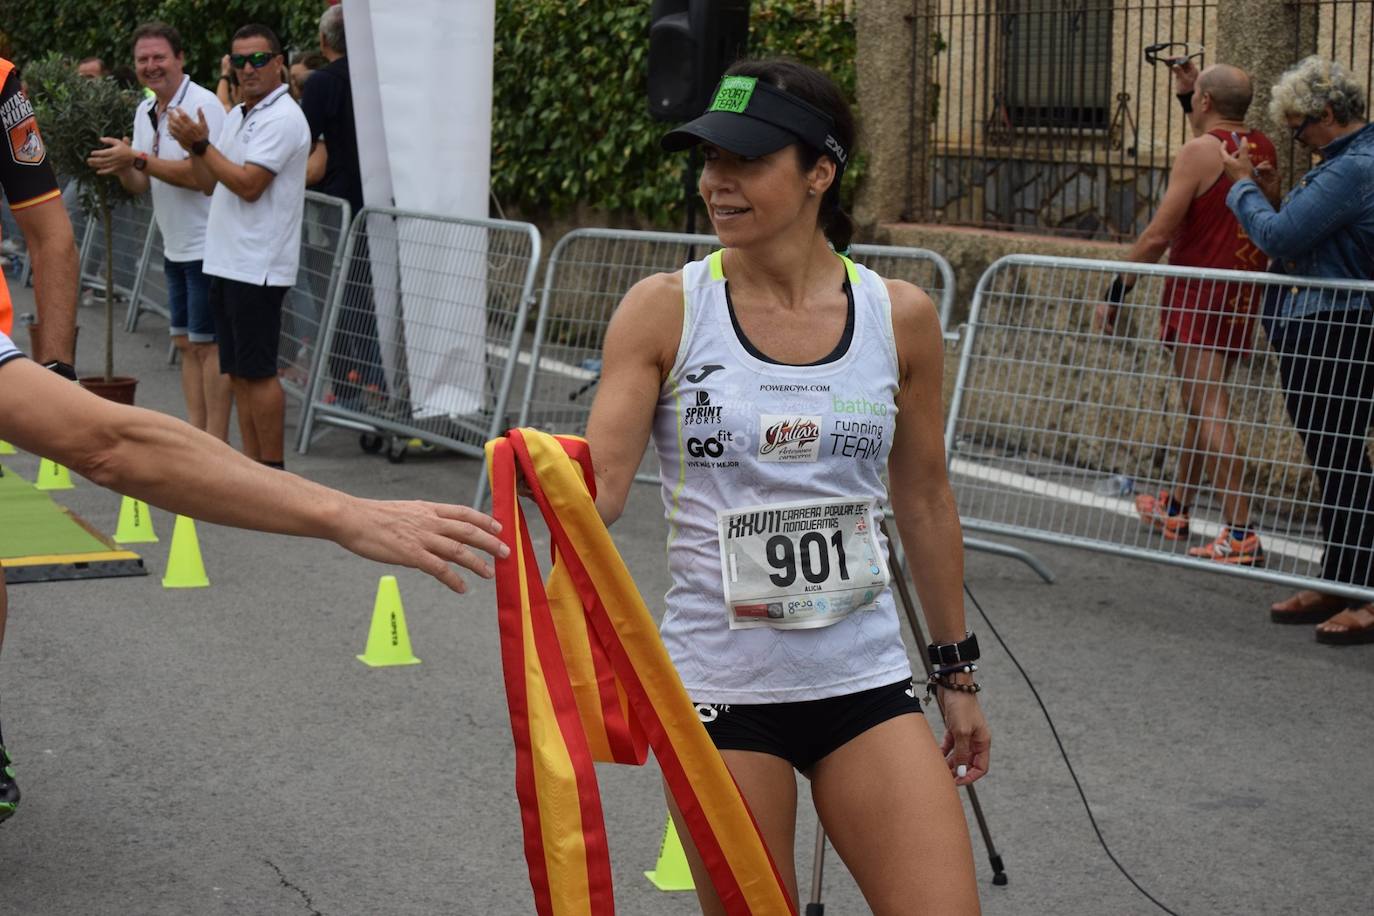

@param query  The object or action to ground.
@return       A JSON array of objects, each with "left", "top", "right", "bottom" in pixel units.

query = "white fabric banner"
[{"left": 343, "top": 0, "right": 493, "bottom": 418}]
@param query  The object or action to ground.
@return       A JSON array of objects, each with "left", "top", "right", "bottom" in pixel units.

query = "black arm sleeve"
[{"left": 0, "top": 70, "right": 61, "bottom": 210}]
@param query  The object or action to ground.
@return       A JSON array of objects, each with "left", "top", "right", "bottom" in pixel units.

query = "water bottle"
[{"left": 1093, "top": 474, "right": 1134, "bottom": 497}]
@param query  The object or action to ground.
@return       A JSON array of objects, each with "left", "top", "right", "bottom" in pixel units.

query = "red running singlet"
[{"left": 1161, "top": 128, "right": 1277, "bottom": 354}]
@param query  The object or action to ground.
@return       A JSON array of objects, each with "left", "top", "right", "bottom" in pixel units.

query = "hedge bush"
[
  {"left": 492, "top": 0, "right": 857, "bottom": 223},
  {"left": 4, "top": 0, "right": 856, "bottom": 224}
]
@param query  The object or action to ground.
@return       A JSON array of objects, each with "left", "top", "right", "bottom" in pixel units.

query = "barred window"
[{"left": 1000, "top": 0, "right": 1114, "bottom": 130}]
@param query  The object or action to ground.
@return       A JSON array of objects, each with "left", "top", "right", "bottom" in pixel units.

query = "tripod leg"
[
  {"left": 881, "top": 519, "right": 1009, "bottom": 887},
  {"left": 805, "top": 821, "right": 826, "bottom": 916}
]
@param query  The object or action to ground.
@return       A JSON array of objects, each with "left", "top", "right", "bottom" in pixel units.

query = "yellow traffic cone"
[
  {"left": 161, "top": 515, "right": 209, "bottom": 588},
  {"left": 114, "top": 495, "right": 159, "bottom": 544},
  {"left": 356, "top": 576, "right": 421, "bottom": 667},
  {"left": 644, "top": 815, "right": 695, "bottom": 892},
  {"left": 0, "top": 439, "right": 15, "bottom": 455},
  {"left": 34, "top": 458, "right": 73, "bottom": 491}
]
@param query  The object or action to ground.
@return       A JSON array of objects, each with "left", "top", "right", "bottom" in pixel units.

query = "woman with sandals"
[{"left": 583, "top": 58, "right": 987, "bottom": 914}]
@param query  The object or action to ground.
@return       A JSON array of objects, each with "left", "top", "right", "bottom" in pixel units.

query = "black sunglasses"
[
  {"left": 230, "top": 51, "right": 278, "bottom": 70},
  {"left": 1291, "top": 114, "right": 1319, "bottom": 143}
]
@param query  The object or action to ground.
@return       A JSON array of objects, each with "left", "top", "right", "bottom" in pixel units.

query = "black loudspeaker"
[{"left": 647, "top": 0, "right": 750, "bottom": 122}]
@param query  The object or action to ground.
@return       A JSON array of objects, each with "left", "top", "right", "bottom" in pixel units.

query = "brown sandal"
[
  {"left": 1315, "top": 604, "right": 1374, "bottom": 646},
  {"left": 1269, "top": 589, "right": 1347, "bottom": 625}
]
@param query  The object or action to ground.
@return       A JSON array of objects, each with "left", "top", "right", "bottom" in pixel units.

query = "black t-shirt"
[
  {"left": 299, "top": 56, "right": 363, "bottom": 213},
  {"left": 0, "top": 66, "right": 61, "bottom": 211}
]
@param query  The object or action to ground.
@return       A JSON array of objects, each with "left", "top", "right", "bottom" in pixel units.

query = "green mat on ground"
[{"left": 0, "top": 463, "right": 146, "bottom": 583}]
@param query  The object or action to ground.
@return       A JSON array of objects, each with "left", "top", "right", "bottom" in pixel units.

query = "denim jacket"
[{"left": 1226, "top": 121, "right": 1374, "bottom": 326}]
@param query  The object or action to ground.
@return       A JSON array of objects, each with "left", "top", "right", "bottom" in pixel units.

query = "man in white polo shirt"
[
  {"left": 168, "top": 23, "right": 309, "bottom": 468},
  {"left": 88, "top": 21, "right": 232, "bottom": 441}
]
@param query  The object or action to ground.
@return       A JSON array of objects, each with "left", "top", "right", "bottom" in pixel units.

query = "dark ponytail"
[{"left": 724, "top": 58, "right": 857, "bottom": 252}]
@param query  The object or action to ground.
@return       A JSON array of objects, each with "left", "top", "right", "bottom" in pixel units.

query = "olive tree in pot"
[{"left": 25, "top": 55, "right": 143, "bottom": 403}]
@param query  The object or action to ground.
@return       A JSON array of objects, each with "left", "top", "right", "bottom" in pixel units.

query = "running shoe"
[
  {"left": 1188, "top": 528, "right": 1264, "bottom": 566},
  {"left": 0, "top": 743, "right": 18, "bottom": 825},
  {"left": 1134, "top": 490, "right": 1191, "bottom": 540}
]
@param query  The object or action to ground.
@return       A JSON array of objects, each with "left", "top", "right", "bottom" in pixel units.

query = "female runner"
[{"left": 584, "top": 59, "right": 988, "bottom": 915}]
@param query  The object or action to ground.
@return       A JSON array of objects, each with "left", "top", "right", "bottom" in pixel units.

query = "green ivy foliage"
[
  {"left": 2, "top": 0, "right": 324, "bottom": 87},
  {"left": 493, "top": 0, "right": 857, "bottom": 222},
  {"left": 6, "top": 0, "right": 857, "bottom": 224}
]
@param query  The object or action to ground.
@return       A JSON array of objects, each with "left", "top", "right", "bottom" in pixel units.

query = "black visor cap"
[
  {"left": 660, "top": 77, "right": 847, "bottom": 170},
  {"left": 661, "top": 110, "right": 799, "bottom": 157}
]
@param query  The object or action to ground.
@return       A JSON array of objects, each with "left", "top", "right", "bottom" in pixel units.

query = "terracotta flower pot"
[{"left": 79, "top": 376, "right": 138, "bottom": 405}]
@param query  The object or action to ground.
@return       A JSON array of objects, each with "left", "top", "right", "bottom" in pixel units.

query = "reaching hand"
[
  {"left": 86, "top": 136, "right": 136, "bottom": 175},
  {"left": 167, "top": 107, "right": 210, "bottom": 151},
  {"left": 1220, "top": 136, "right": 1257, "bottom": 185},
  {"left": 330, "top": 498, "right": 509, "bottom": 594},
  {"left": 220, "top": 54, "right": 233, "bottom": 79},
  {"left": 1171, "top": 59, "right": 1199, "bottom": 94}
]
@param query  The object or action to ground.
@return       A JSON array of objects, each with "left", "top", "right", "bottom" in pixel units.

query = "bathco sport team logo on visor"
[{"left": 709, "top": 76, "right": 757, "bottom": 113}]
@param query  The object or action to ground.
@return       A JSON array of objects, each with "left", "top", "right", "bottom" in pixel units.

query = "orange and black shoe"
[
  {"left": 1188, "top": 527, "right": 1265, "bottom": 566},
  {"left": 1134, "top": 490, "right": 1191, "bottom": 540}
]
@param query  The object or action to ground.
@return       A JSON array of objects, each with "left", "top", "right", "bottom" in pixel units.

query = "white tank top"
[{"left": 653, "top": 250, "right": 912, "bottom": 704}]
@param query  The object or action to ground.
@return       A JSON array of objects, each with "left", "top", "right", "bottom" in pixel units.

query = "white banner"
[{"left": 343, "top": 0, "right": 493, "bottom": 418}]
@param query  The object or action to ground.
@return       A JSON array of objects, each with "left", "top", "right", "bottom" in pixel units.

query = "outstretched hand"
[
  {"left": 1170, "top": 59, "right": 1199, "bottom": 94},
  {"left": 331, "top": 498, "right": 509, "bottom": 594},
  {"left": 1220, "top": 136, "right": 1256, "bottom": 184}
]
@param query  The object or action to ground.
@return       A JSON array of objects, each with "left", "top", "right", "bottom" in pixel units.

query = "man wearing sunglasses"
[
  {"left": 88, "top": 22, "right": 232, "bottom": 443},
  {"left": 168, "top": 24, "right": 310, "bottom": 470}
]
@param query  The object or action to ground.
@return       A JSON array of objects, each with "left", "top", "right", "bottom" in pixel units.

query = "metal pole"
[
  {"left": 805, "top": 821, "right": 827, "bottom": 915},
  {"left": 882, "top": 519, "right": 1009, "bottom": 886}
]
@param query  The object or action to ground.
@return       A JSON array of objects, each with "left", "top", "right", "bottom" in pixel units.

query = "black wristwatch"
[
  {"left": 42, "top": 360, "right": 78, "bottom": 381},
  {"left": 190, "top": 138, "right": 210, "bottom": 157},
  {"left": 927, "top": 632, "right": 980, "bottom": 667}
]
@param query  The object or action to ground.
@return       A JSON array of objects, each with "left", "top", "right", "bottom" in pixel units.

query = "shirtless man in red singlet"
[{"left": 1098, "top": 62, "right": 1278, "bottom": 566}]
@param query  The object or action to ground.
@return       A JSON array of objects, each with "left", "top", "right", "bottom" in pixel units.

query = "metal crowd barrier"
[
  {"left": 510, "top": 229, "right": 1051, "bottom": 578},
  {"left": 946, "top": 254, "right": 1374, "bottom": 603},
  {"left": 514, "top": 229, "right": 958, "bottom": 439},
  {"left": 126, "top": 192, "right": 351, "bottom": 382},
  {"left": 78, "top": 198, "right": 155, "bottom": 301},
  {"left": 278, "top": 192, "right": 352, "bottom": 403},
  {"left": 125, "top": 221, "right": 170, "bottom": 330},
  {"left": 297, "top": 206, "right": 541, "bottom": 505}
]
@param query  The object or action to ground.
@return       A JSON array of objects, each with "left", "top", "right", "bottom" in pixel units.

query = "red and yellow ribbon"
[{"left": 486, "top": 429, "right": 794, "bottom": 916}]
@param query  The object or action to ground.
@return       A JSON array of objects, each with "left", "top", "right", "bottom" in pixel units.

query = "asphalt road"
[{"left": 1, "top": 285, "right": 1370, "bottom": 915}]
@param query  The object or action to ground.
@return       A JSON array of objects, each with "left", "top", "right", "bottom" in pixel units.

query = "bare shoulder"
[
  {"left": 883, "top": 278, "right": 941, "bottom": 337},
  {"left": 1176, "top": 133, "right": 1225, "bottom": 166},
  {"left": 604, "top": 270, "right": 686, "bottom": 370}
]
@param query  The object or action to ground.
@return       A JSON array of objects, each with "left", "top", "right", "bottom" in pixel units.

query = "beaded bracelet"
[{"left": 924, "top": 663, "right": 981, "bottom": 703}]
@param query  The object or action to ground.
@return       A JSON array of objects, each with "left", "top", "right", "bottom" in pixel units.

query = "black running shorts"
[
  {"left": 694, "top": 678, "right": 922, "bottom": 773},
  {"left": 209, "top": 276, "right": 287, "bottom": 379}
]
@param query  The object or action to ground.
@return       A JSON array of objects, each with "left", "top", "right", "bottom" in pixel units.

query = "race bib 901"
[{"left": 717, "top": 497, "right": 890, "bottom": 630}]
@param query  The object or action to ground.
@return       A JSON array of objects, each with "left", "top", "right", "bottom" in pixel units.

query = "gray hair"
[
  {"left": 319, "top": 5, "right": 346, "bottom": 54},
  {"left": 1270, "top": 55, "right": 1367, "bottom": 124}
]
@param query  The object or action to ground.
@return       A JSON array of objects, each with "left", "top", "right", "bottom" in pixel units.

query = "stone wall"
[{"left": 928, "top": 154, "right": 1168, "bottom": 241}]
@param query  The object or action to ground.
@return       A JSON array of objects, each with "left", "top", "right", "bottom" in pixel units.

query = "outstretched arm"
[{"left": 0, "top": 357, "right": 507, "bottom": 592}]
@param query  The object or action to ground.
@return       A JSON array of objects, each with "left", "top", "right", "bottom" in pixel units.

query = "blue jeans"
[{"left": 165, "top": 258, "right": 214, "bottom": 343}]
